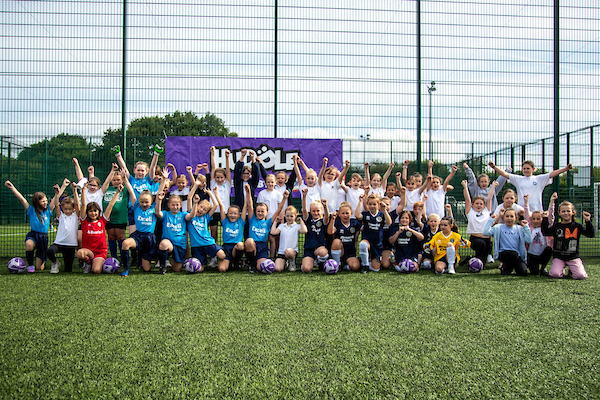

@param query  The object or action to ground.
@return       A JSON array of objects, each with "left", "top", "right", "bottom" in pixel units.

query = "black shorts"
[
  {"left": 130, "top": 231, "right": 156, "bottom": 261},
  {"left": 106, "top": 222, "right": 127, "bottom": 230},
  {"left": 25, "top": 231, "right": 49, "bottom": 262},
  {"left": 208, "top": 218, "right": 219, "bottom": 227}
]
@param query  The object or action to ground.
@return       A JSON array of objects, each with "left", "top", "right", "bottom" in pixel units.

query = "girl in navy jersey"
[
  {"left": 328, "top": 202, "right": 362, "bottom": 271},
  {"left": 300, "top": 188, "right": 330, "bottom": 273},
  {"left": 355, "top": 192, "right": 392, "bottom": 273},
  {"left": 390, "top": 211, "right": 425, "bottom": 272}
]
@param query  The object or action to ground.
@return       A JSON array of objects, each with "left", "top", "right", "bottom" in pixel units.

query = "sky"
[{"left": 1, "top": 0, "right": 599, "bottom": 168}]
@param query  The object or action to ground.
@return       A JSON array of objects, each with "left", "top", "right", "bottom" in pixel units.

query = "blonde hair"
[
  {"left": 285, "top": 205, "right": 298, "bottom": 216},
  {"left": 134, "top": 161, "right": 149, "bottom": 170},
  {"left": 199, "top": 199, "right": 211, "bottom": 210},
  {"left": 350, "top": 173, "right": 363, "bottom": 182},
  {"left": 309, "top": 200, "right": 324, "bottom": 217},
  {"left": 305, "top": 169, "right": 317, "bottom": 178},
  {"left": 427, "top": 213, "right": 440, "bottom": 222},
  {"left": 558, "top": 201, "right": 576, "bottom": 217}
]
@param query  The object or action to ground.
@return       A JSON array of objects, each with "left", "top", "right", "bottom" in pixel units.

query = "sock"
[
  {"left": 446, "top": 245, "right": 456, "bottom": 267},
  {"left": 232, "top": 250, "right": 242, "bottom": 266},
  {"left": 158, "top": 249, "right": 168, "bottom": 268},
  {"left": 109, "top": 240, "right": 118, "bottom": 258},
  {"left": 121, "top": 249, "right": 130, "bottom": 271},
  {"left": 317, "top": 253, "right": 329, "bottom": 264},
  {"left": 359, "top": 242, "right": 369, "bottom": 267},
  {"left": 422, "top": 260, "right": 432, "bottom": 270},
  {"left": 369, "top": 264, "right": 380, "bottom": 272},
  {"left": 118, "top": 240, "right": 124, "bottom": 258},
  {"left": 131, "top": 248, "right": 138, "bottom": 266},
  {"left": 26, "top": 250, "right": 34, "bottom": 266},
  {"left": 343, "top": 264, "right": 350, "bottom": 271},
  {"left": 245, "top": 251, "right": 256, "bottom": 268},
  {"left": 331, "top": 250, "right": 342, "bottom": 265}
]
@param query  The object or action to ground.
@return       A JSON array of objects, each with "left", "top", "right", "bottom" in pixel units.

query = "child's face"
[
  {"left": 226, "top": 207, "right": 240, "bottom": 222},
  {"left": 522, "top": 164, "right": 535, "bottom": 177},
  {"left": 503, "top": 193, "right": 516, "bottom": 207},
  {"left": 139, "top": 194, "right": 153, "bottom": 211},
  {"left": 112, "top": 175, "right": 123, "bottom": 187},
  {"left": 87, "top": 181, "right": 100, "bottom": 194},
  {"left": 531, "top": 213, "right": 543, "bottom": 228},
  {"left": 305, "top": 172, "right": 317, "bottom": 187},
  {"left": 385, "top": 186, "right": 396, "bottom": 198},
  {"left": 242, "top": 169, "right": 251, "bottom": 182},
  {"left": 405, "top": 180, "right": 416, "bottom": 191},
  {"left": 379, "top": 200, "right": 390, "bottom": 213},
  {"left": 400, "top": 214, "right": 410, "bottom": 226},
  {"left": 39, "top": 196, "right": 48, "bottom": 210},
  {"left": 87, "top": 207, "right": 99, "bottom": 221},
  {"left": 339, "top": 207, "right": 351, "bottom": 222},
  {"left": 62, "top": 203, "right": 75, "bottom": 216},
  {"left": 255, "top": 205, "right": 268, "bottom": 220},
  {"left": 198, "top": 179, "right": 207, "bottom": 190},
  {"left": 472, "top": 199, "right": 485, "bottom": 212},
  {"left": 350, "top": 177, "right": 361, "bottom": 189},
  {"left": 265, "top": 176, "right": 275, "bottom": 190},
  {"left": 367, "top": 199, "right": 378, "bottom": 213},
  {"left": 478, "top": 176, "right": 490, "bottom": 189},
  {"left": 431, "top": 178, "right": 441, "bottom": 190},
  {"left": 310, "top": 204, "right": 322, "bottom": 220},
  {"left": 428, "top": 217, "right": 439, "bottom": 231},
  {"left": 324, "top": 169, "right": 337, "bottom": 183},
  {"left": 168, "top": 199, "right": 181, "bottom": 214},
  {"left": 414, "top": 204, "right": 424, "bottom": 214},
  {"left": 176, "top": 177, "right": 187, "bottom": 191},
  {"left": 415, "top": 177, "right": 423, "bottom": 186},
  {"left": 196, "top": 203, "right": 210, "bottom": 216},
  {"left": 215, "top": 172, "right": 226, "bottom": 186},
  {"left": 439, "top": 220, "right": 452, "bottom": 233},
  {"left": 371, "top": 175, "right": 382, "bottom": 188},
  {"left": 503, "top": 211, "right": 516, "bottom": 226},
  {"left": 276, "top": 173, "right": 287, "bottom": 186},
  {"left": 134, "top": 165, "right": 148, "bottom": 179},
  {"left": 285, "top": 211, "right": 296, "bottom": 224},
  {"left": 559, "top": 205, "right": 574, "bottom": 222}
]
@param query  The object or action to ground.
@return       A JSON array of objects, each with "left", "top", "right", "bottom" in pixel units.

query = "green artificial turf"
[{"left": 1, "top": 264, "right": 599, "bottom": 399}]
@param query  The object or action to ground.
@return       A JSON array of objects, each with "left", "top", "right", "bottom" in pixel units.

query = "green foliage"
[{"left": 1, "top": 265, "right": 599, "bottom": 399}]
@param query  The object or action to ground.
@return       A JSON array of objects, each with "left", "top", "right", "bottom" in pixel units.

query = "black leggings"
[
  {"left": 469, "top": 236, "right": 492, "bottom": 262},
  {"left": 527, "top": 247, "right": 553, "bottom": 274},
  {"left": 498, "top": 250, "right": 527, "bottom": 276},
  {"left": 47, "top": 244, "right": 77, "bottom": 272}
]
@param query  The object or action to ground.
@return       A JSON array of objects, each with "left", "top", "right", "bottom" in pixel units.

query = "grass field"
[{"left": 1, "top": 261, "right": 599, "bottom": 399}]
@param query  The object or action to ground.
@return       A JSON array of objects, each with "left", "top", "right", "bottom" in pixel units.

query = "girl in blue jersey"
[
  {"left": 5, "top": 180, "right": 55, "bottom": 272},
  {"left": 155, "top": 192, "right": 194, "bottom": 274},
  {"left": 328, "top": 202, "right": 362, "bottom": 272},
  {"left": 355, "top": 192, "right": 393, "bottom": 273},
  {"left": 186, "top": 181, "right": 226, "bottom": 272},
  {"left": 120, "top": 172, "right": 168, "bottom": 276},
  {"left": 244, "top": 189, "right": 288, "bottom": 273},
  {"left": 214, "top": 184, "right": 250, "bottom": 272},
  {"left": 301, "top": 188, "right": 330, "bottom": 273}
]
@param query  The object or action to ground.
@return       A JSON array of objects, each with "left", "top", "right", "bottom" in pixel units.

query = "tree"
[{"left": 98, "top": 111, "right": 237, "bottom": 166}]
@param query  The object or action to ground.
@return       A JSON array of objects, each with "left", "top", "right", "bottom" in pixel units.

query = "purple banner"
[{"left": 165, "top": 137, "right": 343, "bottom": 196}]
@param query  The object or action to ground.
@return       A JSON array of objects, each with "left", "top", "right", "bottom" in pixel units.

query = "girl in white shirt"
[{"left": 270, "top": 205, "right": 307, "bottom": 272}]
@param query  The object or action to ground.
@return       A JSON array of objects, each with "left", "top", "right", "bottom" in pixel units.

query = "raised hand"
[
  {"left": 488, "top": 161, "right": 496, "bottom": 169},
  {"left": 550, "top": 192, "right": 558, "bottom": 202},
  {"left": 463, "top": 163, "right": 469, "bottom": 169},
  {"left": 225, "top": 149, "right": 231, "bottom": 158},
  {"left": 112, "top": 162, "right": 119, "bottom": 171},
  {"left": 582, "top": 211, "right": 591, "bottom": 221},
  {"left": 404, "top": 159, "right": 410, "bottom": 166},
  {"left": 451, "top": 165, "right": 458, "bottom": 173},
  {"left": 4, "top": 180, "right": 13, "bottom": 189},
  {"left": 520, "top": 220, "right": 529, "bottom": 227},
  {"left": 461, "top": 180, "right": 468, "bottom": 188},
  {"left": 167, "top": 163, "right": 175, "bottom": 171},
  {"left": 302, "top": 188, "right": 308, "bottom": 196},
  {"left": 88, "top": 166, "right": 94, "bottom": 175},
  {"left": 283, "top": 190, "right": 290, "bottom": 199}
]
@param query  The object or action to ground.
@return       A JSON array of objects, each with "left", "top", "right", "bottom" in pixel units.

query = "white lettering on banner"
[{"left": 212, "top": 145, "right": 300, "bottom": 172}]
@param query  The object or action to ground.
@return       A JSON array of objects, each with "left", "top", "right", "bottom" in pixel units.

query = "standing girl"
[
  {"left": 355, "top": 193, "right": 393, "bottom": 273},
  {"left": 5, "top": 180, "right": 52, "bottom": 272},
  {"left": 426, "top": 216, "right": 471, "bottom": 275},
  {"left": 102, "top": 165, "right": 129, "bottom": 259},
  {"left": 318, "top": 158, "right": 351, "bottom": 214},
  {"left": 364, "top": 162, "right": 394, "bottom": 198},
  {"left": 77, "top": 183, "right": 122, "bottom": 274},
  {"left": 423, "top": 162, "right": 457, "bottom": 218},
  {"left": 47, "top": 179, "right": 80, "bottom": 273},
  {"left": 541, "top": 200, "right": 594, "bottom": 279}
]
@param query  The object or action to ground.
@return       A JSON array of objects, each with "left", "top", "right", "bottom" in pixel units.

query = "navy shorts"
[
  {"left": 303, "top": 248, "right": 317, "bottom": 259},
  {"left": 171, "top": 245, "right": 186, "bottom": 264},
  {"left": 222, "top": 243, "right": 237, "bottom": 261},
  {"left": 191, "top": 243, "right": 222, "bottom": 265},
  {"left": 25, "top": 231, "right": 49, "bottom": 263},
  {"left": 341, "top": 245, "right": 358, "bottom": 265},
  {"left": 369, "top": 244, "right": 383, "bottom": 262},
  {"left": 254, "top": 241, "right": 269, "bottom": 260},
  {"left": 208, "top": 218, "right": 219, "bottom": 227},
  {"left": 127, "top": 207, "right": 135, "bottom": 226},
  {"left": 131, "top": 231, "right": 156, "bottom": 261}
]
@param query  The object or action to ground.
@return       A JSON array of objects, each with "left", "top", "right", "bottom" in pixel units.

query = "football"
[
  {"left": 468, "top": 257, "right": 484, "bottom": 272},
  {"left": 260, "top": 259, "right": 275, "bottom": 274},
  {"left": 102, "top": 257, "right": 120, "bottom": 274},
  {"left": 184, "top": 258, "right": 202, "bottom": 273},
  {"left": 323, "top": 259, "right": 339, "bottom": 274},
  {"left": 395, "top": 259, "right": 417, "bottom": 273},
  {"left": 7, "top": 257, "right": 26, "bottom": 274}
]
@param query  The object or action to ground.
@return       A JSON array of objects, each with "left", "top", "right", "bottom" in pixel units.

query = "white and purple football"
[
  {"left": 184, "top": 258, "right": 202, "bottom": 273},
  {"left": 323, "top": 259, "right": 339, "bottom": 274},
  {"left": 468, "top": 257, "right": 484, "bottom": 273},
  {"left": 396, "top": 259, "right": 417, "bottom": 273},
  {"left": 260, "top": 259, "right": 275, "bottom": 274},
  {"left": 7, "top": 257, "right": 26, "bottom": 274},
  {"left": 102, "top": 257, "right": 120, "bottom": 274}
]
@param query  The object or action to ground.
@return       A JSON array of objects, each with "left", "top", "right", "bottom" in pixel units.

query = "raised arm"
[
  {"left": 80, "top": 183, "right": 88, "bottom": 219},
  {"left": 402, "top": 159, "right": 410, "bottom": 182},
  {"left": 71, "top": 182, "right": 81, "bottom": 217},
  {"left": 427, "top": 160, "right": 434, "bottom": 177},
  {"left": 302, "top": 188, "right": 309, "bottom": 220},
  {"left": 210, "top": 146, "right": 217, "bottom": 181},
  {"left": 4, "top": 180, "right": 29, "bottom": 210},
  {"left": 167, "top": 163, "right": 178, "bottom": 188},
  {"left": 486, "top": 180, "right": 498, "bottom": 212},
  {"left": 463, "top": 162, "right": 479, "bottom": 194},
  {"left": 321, "top": 198, "right": 330, "bottom": 225},
  {"left": 271, "top": 190, "right": 290, "bottom": 223},
  {"left": 488, "top": 161, "right": 510, "bottom": 180},
  {"left": 101, "top": 163, "right": 119, "bottom": 194},
  {"left": 318, "top": 157, "right": 327, "bottom": 186},
  {"left": 186, "top": 166, "right": 196, "bottom": 187},
  {"left": 293, "top": 155, "right": 304, "bottom": 187},
  {"left": 256, "top": 155, "right": 268, "bottom": 181},
  {"left": 549, "top": 163, "right": 573, "bottom": 179},
  {"left": 245, "top": 184, "right": 254, "bottom": 220},
  {"left": 186, "top": 196, "right": 199, "bottom": 222},
  {"left": 51, "top": 178, "right": 71, "bottom": 212},
  {"left": 148, "top": 144, "right": 162, "bottom": 180},
  {"left": 382, "top": 201, "right": 392, "bottom": 226},
  {"left": 72, "top": 158, "right": 85, "bottom": 183},
  {"left": 396, "top": 186, "right": 407, "bottom": 214},
  {"left": 338, "top": 160, "right": 351, "bottom": 184},
  {"left": 122, "top": 173, "right": 137, "bottom": 205},
  {"left": 206, "top": 188, "right": 219, "bottom": 217},
  {"left": 548, "top": 192, "right": 557, "bottom": 226},
  {"left": 103, "top": 184, "right": 123, "bottom": 220},
  {"left": 224, "top": 149, "right": 232, "bottom": 183},
  {"left": 187, "top": 178, "right": 200, "bottom": 212},
  {"left": 327, "top": 211, "right": 337, "bottom": 236},
  {"left": 442, "top": 165, "right": 457, "bottom": 192},
  {"left": 462, "top": 180, "right": 472, "bottom": 214},
  {"left": 419, "top": 174, "right": 432, "bottom": 194},
  {"left": 113, "top": 147, "right": 131, "bottom": 179},
  {"left": 381, "top": 162, "right": 395, "bottom": 188},
  {"left": 155, "top": 191, "right": 164, "bottom": 219},
  {"left": 364, "top": 162, "right": 371, "bottom": 187},
  {"left": 355, "top": 193, "right": 366, "bottom": 220}
]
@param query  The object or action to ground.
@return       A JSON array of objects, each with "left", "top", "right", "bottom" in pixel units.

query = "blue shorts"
[
  {"left": 222, "top": 243, "right": 237, "bottom": 261},
  {"left": 191, "top": 243, "right": 222, "bottom": 265},
  {"left": 171, "top": 245, "right": 186, "bottom": 264},
  {"left": 254, "top": 241, "right": 269, "bottom": 260},
  {"left": 303, "top": 248, "right": 317, "bottom": 259},
  {"left": 127, "top": 207, "right": 135, "bottom": 226},
  {"left": 369, "top": 244, "right": 383, "bottom": 262},
  {"left": 25, "top": 231, "right": 49, "bottom": 263},
  {"left": 131, "top": 231, "right": 156, "bottom": 261}
]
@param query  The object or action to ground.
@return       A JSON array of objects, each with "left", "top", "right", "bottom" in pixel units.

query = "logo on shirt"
[
  {"left": 376, "top": 216, "right": 382, "bottom": 223},
  {"left": 565, "top": 228, "right": 578, "bottom": 239},
  {"left": 350, "top": 227, "right": 356, "bottom": 234},
  {"left": 315, "top": 221, "right": 322, "bottom": 228}
]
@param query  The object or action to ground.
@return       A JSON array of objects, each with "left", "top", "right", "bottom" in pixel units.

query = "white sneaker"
[
  {"left": 165, "top": 259, "right": 172, "bottom": 268},
  {"left": 208, "top": 257, "right": 218, "bottom": 268},
  {"left": 83, "top": 263, "right": 91, "bottom": 273},
  {"left": 50, "top": 261, "right": 60, "bottom": 274},
  {"left": 486, "top": 254, "right": 494, "bottom": 264},
  {"left": 447, "top": 264, "right": 456, "bottom": 274},
  {"left": 288, "top": 258, "right": 296, "bottom": 272}
]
